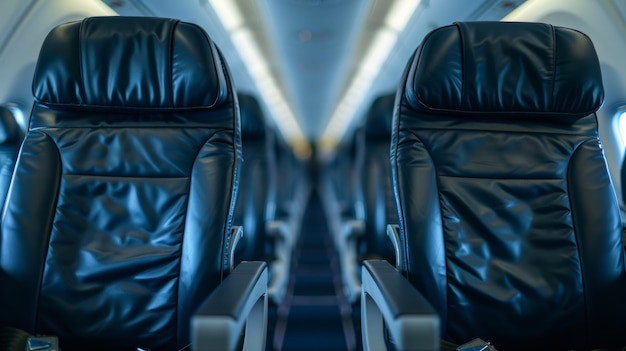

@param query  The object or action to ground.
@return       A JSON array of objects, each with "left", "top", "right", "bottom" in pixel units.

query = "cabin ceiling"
[{"left": 101, "top": 0, "right": 526, "bottom": 144}]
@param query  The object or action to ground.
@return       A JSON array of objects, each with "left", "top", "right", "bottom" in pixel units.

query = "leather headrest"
[
  {"left": 33, "top": 16, "right": 227, "bottom": 109},
  {"left": 405, "top": 21, "right": 604, "bottom": 118},
  {"left": 238, "top": 93, "right": 267, "bottom": 138},
  {"left": 0, "top": 107, "right": 24, "bottom": 144},
  {"left": 364, "top": 93, "right": 395, "bottom": 139}
]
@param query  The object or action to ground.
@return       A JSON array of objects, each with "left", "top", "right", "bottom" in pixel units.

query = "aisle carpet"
[{"left": 268, "top": 190, "right": 358, "bottom": 351}]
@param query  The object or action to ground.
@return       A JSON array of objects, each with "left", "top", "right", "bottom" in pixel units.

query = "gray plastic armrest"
[
  {"left": 191, "top": 261, "right": 268, "bottom": 351},
  {"left": 361, "top": 260, "right": 440, "bottom": 351}
]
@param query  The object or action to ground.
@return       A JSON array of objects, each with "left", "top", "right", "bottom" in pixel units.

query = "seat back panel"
[
  {"left": 392, "top": 21, "right": 626, "bottom": 349},
  {"left": 0, "top": 16, "right": 240, "bottom": 350}
]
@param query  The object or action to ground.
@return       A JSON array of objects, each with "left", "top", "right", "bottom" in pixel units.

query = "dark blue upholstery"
[
  {"left": 390, "top": 21, "right": 626, "bottom": 350},
  {"left": 332, "top": 134, "right": 361, "bottom": 219},
  {"left": 33, "top": 17, "right": 227, "bottom": 109},
  {"left": 359, "top": 93, "right": 397, "bottom": 264},
  {"left": 0, "top": 106, "right": 23, "bottom": 209},
  {"left": 0, "top": 17, "right": 242, "bottom": 351},
  {"left": 404, "top": 21, "right": 603, "bottom": 116},
  {"left": 233, "top": 93, "right": 272, "bottom": 264}
]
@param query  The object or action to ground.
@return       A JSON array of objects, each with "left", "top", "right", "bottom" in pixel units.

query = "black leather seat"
[
  {"left": 358, "top": 93, "right": 397, "bottom": 265},
  {"left": 322, "top": 133, "right": 361, "bottom": 222},
  {"left": 273, "top": 137, "right": 309, "bottom": 225},
  {"left": 234, "top": 92, "right": 293, "bottom": 303},
  {"left": 361, "top": 21, "right": 626, "bottom": 351},
  {"left": 270, "top": 130, "right": 310, "bottom": 256},
  {"left": 234, "top": 93, "right": 274, "bottom": 265},
  {"left": 329, "top": 93, "right": 399, "bottom": 303},
  {"left": 319, "top": 131, "right": 364, "bottom": 301},
  {"left": 0, "top": 106, "right": 24, "bottom": 208},
  {"left": 0, "top": 16, "right": 267, "bottom": 351}
]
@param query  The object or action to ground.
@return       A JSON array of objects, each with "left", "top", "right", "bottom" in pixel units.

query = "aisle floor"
[{"left": 267, "top": 190, "right": 359, "bottom": 351}]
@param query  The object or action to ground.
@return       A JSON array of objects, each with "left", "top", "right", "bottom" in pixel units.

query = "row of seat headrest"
[{"left": 31, "top": 17, "right": 605, "bottom": 123}]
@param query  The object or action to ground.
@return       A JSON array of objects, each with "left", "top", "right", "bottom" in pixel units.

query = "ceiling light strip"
[
  {"left": 321, "top": 0, "right": 421, "bottom": 148},
  {"left": 208, "top": 0, "right": 307, "bottom": 145}
]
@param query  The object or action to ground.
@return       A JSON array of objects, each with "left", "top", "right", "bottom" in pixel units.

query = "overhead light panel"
[
  {"left": 208, "top": 0, "right": 243, "bottom": 30},
  {"left": 208, "top": 0, "right": 308, "bottom": 150},
  {"left": 321, "top": 0, "right": 422, "bottom": 149},
  {"left": 385, "top": 0, "right": 421, "bottom": 31}
]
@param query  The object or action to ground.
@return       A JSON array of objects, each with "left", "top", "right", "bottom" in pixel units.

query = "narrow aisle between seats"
[{"left": 270, "top": 189, "right": 357, "bottom": 351}]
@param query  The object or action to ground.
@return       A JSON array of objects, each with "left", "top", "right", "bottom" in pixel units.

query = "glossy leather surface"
[
  {"left": 0, "top": 107, "right": 23, "bottom": 209},
  {"left": 33, "top": 17, "right": 227, "bottom": 109},
  {"left": 392, "top": 22, "right": 626, "bottom": 349},
  {"left": 0, "top": 17, "right": 240, "bottom": 351},
  {"left": 405, "top": 22, "right": 603, "bottom": 117},
  {"left": 0, "top": 107, "right": 23, "bottom": 145}
]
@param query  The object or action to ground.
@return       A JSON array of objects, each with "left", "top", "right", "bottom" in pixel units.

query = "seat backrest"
[
  {"left": 0, "top": 16, "right": 240, "bottom": 351},
  {"left": 325, "top": 131, "right": 361, "bottom": 220},
  {"left": 234, "top": 93, "right": 275, "bottom": 263},
  {"left": 272, "top": 133, "right": 308, "bottom": 221},
  {"left": 358, "top": 93, "right": 396, "bottom": 263},
  {"left": 0, "top": 106, "right": 23, "bottom": 208},
  {"left": 392, "top": 21, "right": 626, "bottom": 349}
]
